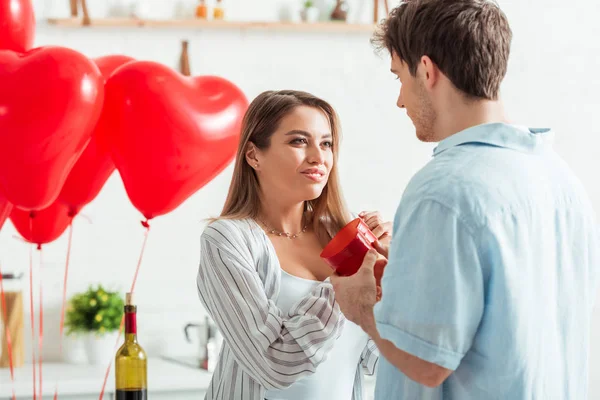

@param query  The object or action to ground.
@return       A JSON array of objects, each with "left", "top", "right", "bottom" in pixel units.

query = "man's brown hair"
[{"left": 372, "top": 0, "right": 512, "bottom": 100}]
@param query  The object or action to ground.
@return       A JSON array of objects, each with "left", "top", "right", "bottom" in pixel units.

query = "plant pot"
[
  {"left": 83, "top": 331, "right": 120, "bottom": 366},
  {"left": 61, "top": 334, "right": 88, "bottom": 364},
  {"left": 300, "top": 6, "right": 320, "bottom": 23}
]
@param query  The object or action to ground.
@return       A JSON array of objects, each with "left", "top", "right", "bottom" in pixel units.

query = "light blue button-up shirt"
[{"left": 373, "top": 123, "right": 599, "bottom": 399}]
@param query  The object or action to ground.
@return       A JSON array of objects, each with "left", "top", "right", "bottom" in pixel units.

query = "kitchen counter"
[
  {"left": 1, "top": 357, "right": 376, "bottom": 400},
  {"left": 0, "top": 357, "right": 212, "bottom": 399}
]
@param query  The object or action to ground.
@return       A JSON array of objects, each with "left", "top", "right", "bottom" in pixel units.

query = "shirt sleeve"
[
  {"left": 196, "top": 220, "right": 344, "bottom": 390},
  {"left": 373, "top": 199, "right": 484, "bottom": 371},
  {"left": 360, "top": 338, "right": 380, "bottom": 375}
]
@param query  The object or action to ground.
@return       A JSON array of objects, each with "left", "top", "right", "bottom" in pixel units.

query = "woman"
[{"left": 197, "top": 90, "right": 392, "bottom": 400}]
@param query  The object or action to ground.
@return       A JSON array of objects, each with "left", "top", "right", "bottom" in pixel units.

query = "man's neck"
[{"left": 435, "top": 98, "right": 508, "bottom": 142}]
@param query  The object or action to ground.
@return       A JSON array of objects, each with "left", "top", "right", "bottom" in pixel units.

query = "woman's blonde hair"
[{"left": 218, "top": 89, "right": 351, "bottom": 245}]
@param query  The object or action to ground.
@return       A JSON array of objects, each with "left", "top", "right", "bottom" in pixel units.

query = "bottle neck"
[{"left": 124, "top": 305, "right": 138, "bottom": 343}]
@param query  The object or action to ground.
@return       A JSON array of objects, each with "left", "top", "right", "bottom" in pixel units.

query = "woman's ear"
[{"left": 245, "top": 143, "right": 260, "bottom": 170}]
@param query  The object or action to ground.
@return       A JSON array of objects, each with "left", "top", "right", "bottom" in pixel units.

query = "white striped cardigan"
[{"left": 196, "top": 218, "right": 379, "bottom": 400}]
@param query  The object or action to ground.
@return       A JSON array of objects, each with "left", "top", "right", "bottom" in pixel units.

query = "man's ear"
[{"left": 420, "top": 55, "right": 439, "bottom": 91}]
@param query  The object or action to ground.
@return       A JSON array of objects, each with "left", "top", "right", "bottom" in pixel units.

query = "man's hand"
[{"left": 330, "top": 249, "right": 381, "bottom": 336}]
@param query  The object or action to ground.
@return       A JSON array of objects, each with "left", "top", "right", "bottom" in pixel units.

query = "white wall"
[{"left": 1, "top": 0, "right": 599, "bottom": 397}]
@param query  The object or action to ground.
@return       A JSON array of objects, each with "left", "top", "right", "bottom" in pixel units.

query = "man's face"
[{"left": 391, "top": 52, "right": 437, "bottom": 142}]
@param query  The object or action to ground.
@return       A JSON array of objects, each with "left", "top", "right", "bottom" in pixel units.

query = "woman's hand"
[
  {"left": 359, "top": 210, "right": 392, "bottom": 246},
  {"left": 358, "top": 211, "right": 391, "bottom": 302}
]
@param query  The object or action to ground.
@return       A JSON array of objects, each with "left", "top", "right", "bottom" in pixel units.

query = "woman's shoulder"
[
  {"left": 201, "top": 217, "right": 262, "bottom": 246},
  {"left": 200, "top": 218, "right": 271, "bottom": 272}
]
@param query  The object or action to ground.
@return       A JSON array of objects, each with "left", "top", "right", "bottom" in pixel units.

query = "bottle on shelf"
[
  {"left": 115, "top": 292, "right": 147, "bottom": 400},
  {"left": 213, "top": 0, "right": 225, "bottom": 20},
  {"left": 330, "top": 0, "right": 349, "bottom": 21},
  {"left": 180, "top": 40, "right": 191, "bottom": 76},
  {"left": 195, "top": 0, "right": 208, "bottom": 19}
]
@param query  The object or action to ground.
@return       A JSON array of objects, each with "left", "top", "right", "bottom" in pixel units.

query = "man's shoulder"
[
  {"left": 398, "top": 155, "right": 500, "bottom": 228},
  {"left": 401, "top": 143, "right": 593, "bottom": 229},
  {"left": 404, "top": 155, "right": 487, "bottom": 200}
]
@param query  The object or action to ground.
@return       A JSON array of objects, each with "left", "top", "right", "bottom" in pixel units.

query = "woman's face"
[{"left": 249, "top": 106, "right": 334, "bottom": 204}]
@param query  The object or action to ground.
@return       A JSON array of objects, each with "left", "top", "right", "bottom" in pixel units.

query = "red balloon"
[
  {"left": 0, "top": 0, "right": 35, "bottom": 53},
  {"left": 10, "top": 201, "right": 71, "bottom": 247},
  {"left": 0, "top": 192, "right": 12, "bottom": 231},
  {"left": 102, "top": 61, "right": 248, "bottom": 219},
  {"left": 59, "top": 55, "right": 136, "bottom": 216},
  {"left": 0, "top": 46, "right": 105, "bottom": 211},
  {"left": 94, "top": 55, "right": 136, "bottom": 78}
]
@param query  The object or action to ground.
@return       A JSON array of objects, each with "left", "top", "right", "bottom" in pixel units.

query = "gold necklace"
[{"left": 258, "top": 217, "right": 308, "bottom": 239}]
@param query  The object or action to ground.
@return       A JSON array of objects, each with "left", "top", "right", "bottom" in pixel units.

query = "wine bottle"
[{"left": 115, "top": 292, "right": 147, "bottom": 400}]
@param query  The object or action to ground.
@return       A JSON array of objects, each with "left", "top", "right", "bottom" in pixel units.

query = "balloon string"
[
  {"left": 38, "top": 247, "right": 44, "bottom": 400},
  {"left": 54, "top": 218, "right": 74, "bottom": 400},
  {"left": 130, "top": 220, "right": 150, "bottom": 293},
  {"left": 98, "top": 220, "right": 151, "bottom": 400},
  {"left": 28, "top": 215, "right": 37, "bottom": 400},
  {"left": 77, "top": 213, "right": 93, "bottom": 225},
  {"left": 0, "top": 262, "right": 17, "bottom": 400}
]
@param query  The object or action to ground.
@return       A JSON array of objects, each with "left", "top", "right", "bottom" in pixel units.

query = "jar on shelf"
[
  {"left": 195, "top": 0, "right": 208, "bottom": 19},
  {"left": 213, "top": 0, "right": 225, "bottom": 20},
  {"left": 174, "top": 0, "right": 195, "bottom": 18}
]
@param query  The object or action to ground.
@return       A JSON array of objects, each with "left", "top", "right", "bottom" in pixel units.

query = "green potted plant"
[
  {"left": 65, "top": 285, "right": 124, "bottom": 365},
  {"left": 301, "top": 0, "right": 319, "bottom": 22}
]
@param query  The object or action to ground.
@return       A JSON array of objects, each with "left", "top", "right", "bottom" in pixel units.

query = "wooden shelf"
[{"left": 46, "top": 18, "right": 377, "bottom": 33}]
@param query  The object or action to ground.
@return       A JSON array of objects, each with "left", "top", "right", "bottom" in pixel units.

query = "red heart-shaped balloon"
[
  {"left": 0, "top": 192, "right": 12, "bottom": 231},
  {"left": 59, "top": 55, "right": 136, "bottom": 216},
  {"left": 10, "top": 200, "right": 71, "bottom": 247},
  {"left": 0, "top": 0, "right": 35, "bottom": 53},
  {"left": 0, "top": 46, "right": 105, "bottom": 211},
  {"left": 102, "top": 61, "right": 248, "bottom": 219}
]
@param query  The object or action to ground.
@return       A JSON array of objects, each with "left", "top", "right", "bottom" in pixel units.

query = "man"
[{"left": 331, "top": 0, "right": 600, "bottom": 399}]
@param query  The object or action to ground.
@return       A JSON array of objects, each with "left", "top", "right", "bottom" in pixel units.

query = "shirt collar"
[{"left": 433, "top": 122, "right": 554, "bottom": 157}]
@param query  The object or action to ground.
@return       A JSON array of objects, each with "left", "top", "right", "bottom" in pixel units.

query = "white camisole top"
[{"left": 264, "top": 269, "right": 369, "bottom": 400}]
